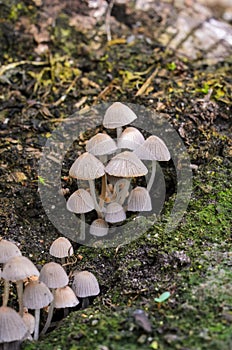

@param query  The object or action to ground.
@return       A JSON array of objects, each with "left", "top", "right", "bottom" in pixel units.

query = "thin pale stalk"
[
  {"left": 40, "top": 289, "right": 55, "bottom": 336},
  {"left": 33, "top": 309, "right": 40, "bottom": 341},
  {"left": 80, "top": 213, "right": 86, "bottom": 241},
  {"left": 88, "top": 179, "right": 103, "bottom": 218},
  {"left": 2, "top": 280, "right": 10, "bottom": 306},
  {"left": 16, "top": 280, "right": 24, "bottom": 317},
  {"left": 147, "top": 160, "right": 156, "bottom": 192}
]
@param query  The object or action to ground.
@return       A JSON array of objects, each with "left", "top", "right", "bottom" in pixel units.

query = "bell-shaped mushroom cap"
[
  {"left": 0, "top": 306, "right": 28, "bottom": 342},
  {"left": 39, "top": 262, "right": 69, "bottom": 289},
  {"left": 105, "top": 151, "right": 148, "bottom": 178},
  {"left": 134, "top": 135, "right": 171, "bottom": 161},
  {"left": 86, "top": 133, "right": 117, "bottom": 156},
  {"left": 105, "top": 202, "right": 126, "bottom": 223},
  {"left": 0, "top": 238, "right": 22, "bottom": 264},
  {"left": 127, "top": 186, "right": 152, "bottom": 211},
  {"left": 54, "top": 286, "right": 79, "bottom": 308},
  {"left": 103, "top": 102, "right": 137, "bottom": 129},
  {"left": 49, "top": 237, "right": 74, "bottom": 259},
  {"left": 22, "top": 310, "right": 35, "bottom": 335},
  {"left": 69, "top": 152, "right": 105, "bottom": 180},
  {"left": 2, "top": 256, "right": 39, "bottom": 282},
  {"left": 67, "top": 189, "right": 95, "bottom": 214},
  {"left": 117, "top": 127, "right": 145, "bottom": 151},
  {"left": 23, "top": 281, "right": 54, "bottom": 310},
  {"left": 72, "top": 270, "right": 100, "bottom": 298},
  {"left": 89, "top": 219, "right": 109, "bottom": 237}
]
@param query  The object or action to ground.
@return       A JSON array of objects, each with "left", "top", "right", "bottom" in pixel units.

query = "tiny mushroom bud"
[{"left": 72, "top": 270, "right": 100, "bottom": 308}]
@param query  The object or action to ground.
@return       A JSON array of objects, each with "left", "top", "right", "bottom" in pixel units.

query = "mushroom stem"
[
  {"left": 16, "top": 280, "right": 24, "bottom": 317},
  {"left": 147, "top": 160, "right": 156, "bottom": 192},
  {"left": 88, "top": 179, "right": 103, "bottom": 218},
  {"left": 117, "top": 126, "right": 123, "bottom": 140},
  {"left": 81, "top": 297, "right": 89, "bottom": 309},
  {"left": 99, "top": 174, "right": 107, "bottom": 211},
  {"left": 80, "top": 213, "right": 86, "bottom": 241},
  {"left": 40, "top": 289, "right": 55, "bottom": 336},
  {"left": 33, "top": 309, "right": 41, "bottom": 341},
  {"left": 2, "top": 280, "right": 10, "bottom": 306},
  {"left": 115, "top": 179, "right": 131, "bottom": 205}
]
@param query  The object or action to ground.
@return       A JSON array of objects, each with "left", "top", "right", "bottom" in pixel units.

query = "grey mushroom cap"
[
  {"left": 72, "top": 270, "right": 100, "bottom": 298},
  {"left": 66, "top": 189, "right": 95, "bottom": 214},
  {"left": 2, "top": 256, "right": 39, "bottom": 282},
  {"left": 134, "top": 135, "right": 171, "bottom": 161},
  {"left": 49, "top": 237, "right": 74, "bottom": 258},
  {"left": 39, "top": 262, "right": 69, "bottom": 289},
  {"left": 69, "top": 152, "right": 105, "bottom": 180},
  {"left": 86, "top": 133, "right": 117, "bottom": 156},
  {"left": 105, "top": 151, "right": 148, "bottom": 178},
  {"left": 0, "top": 238, "right": 22, "bottom": 264},
  {"left": 54, "top": 286, "right": 79, "bottom": 308},
  {"left": 103, "top": 102, "right": 137, "bottom": 129},
  {"left": 89, "top": 219, "right": 109, "bottom": 237},
  {"left": 127, "top": 186, "right": 152, "bottom": 211},
  {"left": 22, "top": 310, "right": 35, "bottom": 335},
  {"left": 0, "top": 306, "right": 28, "bottom": 343},
  {"left": 105, "top": 202, "right": 126, "bottom": 223},
  {"left": 23, "top": 281, "right": 54, "bottom": 310},
  {"left": 117, "top": 127, "right": 145, "bottom": 151}
]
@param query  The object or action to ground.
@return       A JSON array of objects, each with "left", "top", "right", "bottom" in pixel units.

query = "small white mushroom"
[
  {"left": 127, "top": 186, "right": 152, "bottom": 212},
  {"left": 89, "top": 219, "right": 109, "bottom": 237},
  {"left": 72, "top": 270, "right": 100, "bottom": 308},
  {"left": 105, "top": 202, "right": 126, "bottom": 223},
  {"left": 49, "top": 237, "right": 74, "bottom": 265},
  {"left": 0, "top": 306, "right": 28, "bottom": 345}
]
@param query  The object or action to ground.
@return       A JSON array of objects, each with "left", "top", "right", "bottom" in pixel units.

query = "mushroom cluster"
[
  {"left": 67, "top": 102, "right": 171, "bottom": 240},
  {"left": 0, "top": 236, "right": 100, "bottom": 346}
]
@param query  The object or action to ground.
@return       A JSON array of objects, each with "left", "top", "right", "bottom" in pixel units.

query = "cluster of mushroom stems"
[
  {"left": 67, "top": 102, "right": 171, "bottom": 240},
  {"left": 0, "top": 236, "right": 100, "bottom": 347}
]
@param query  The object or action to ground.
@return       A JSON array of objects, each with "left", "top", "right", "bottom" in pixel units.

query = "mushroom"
[
  {"left": 54, "top": 286, "right": 79, "bottom": 309},
  {"left": 103, "top": 102, "right": 137, "bottom": 139},
  {"left": 49, "top": 236, "right": 74, "bottom": 266},
  {"left": 0, "top": 238, "right": 22, "bottom": 307},
  {"left": 89, "top": 218, "right": 109, "bottom": 237},
  {"left": 105, "top": 151, "right": 148, "bottom": 205},
  {"left": 0, "top": 306, "right": 28, "bottom": 347},
  {"left": 39, "top": 262, "right": 69, "bottom": 335},
  {"left": 105, "top": 151, "right": 148, "bottom": 178},
  {"left": 105, "top": 202, "right": 126, "bottom": 223},
  {"left": 66, "top": 189, "right": 95, "bottom": 240},
  {"left": 86, "top": 133, "right": 117, "bottom": 163},
  {"left": 127, "top": 186, "right": 152, "bottom": 212},
  {"left": 23, "top": 280, "right": 53, "bottom": 340},
  {"left": 22, "top": 309, "right": 35, "bottom": 336},
  {"left": 117, "top": 127, "right": 145, "bottom": 151},
  {"left": 69, "top": 152, "right": 105, "bottom": 217},
  {"left": 134, "top": 135, "right": 170, "bottom": 192},
  {"left": 72, "top": 270, "right": 100, "bottom": 308},
  {"left": 2, "top": 256, "right": 39, "bottom": 317}
]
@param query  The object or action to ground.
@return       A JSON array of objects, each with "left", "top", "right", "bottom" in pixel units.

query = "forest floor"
[{"left": 0, "top": 1, "right": 231, "bottom": 349}]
